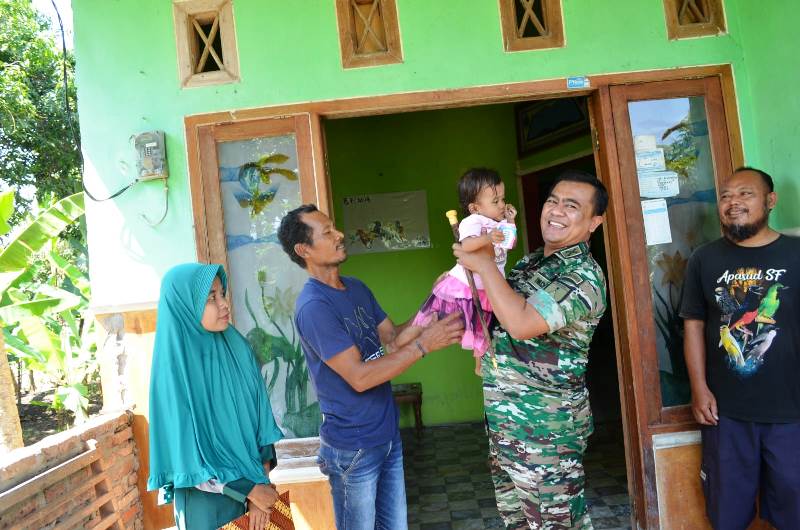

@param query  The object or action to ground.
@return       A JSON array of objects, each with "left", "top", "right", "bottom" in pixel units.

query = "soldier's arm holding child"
[{"left": 453, "top": 244, "right": 549, "bottom": 340}]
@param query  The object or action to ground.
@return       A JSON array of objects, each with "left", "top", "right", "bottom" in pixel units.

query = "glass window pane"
[
  {"left": 217, "top": 134, "right": 321, "bottom": 437},
  {"left": 628, "top": 96, "right": 720, "bottom": 407}
]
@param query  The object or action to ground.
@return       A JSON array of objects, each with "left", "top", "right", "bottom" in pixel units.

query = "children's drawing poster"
[{"left": 342, "top": 191, "right": 431, "bottom": 255}]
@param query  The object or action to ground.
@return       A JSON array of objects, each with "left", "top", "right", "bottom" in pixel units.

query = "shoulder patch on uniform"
[
  {"left": 558, "top": 272, "right": 587, "bottom": 289},
  {"left": 556, "top": 246, "right": 584, "bottom": 260},
  {"left": 532, "top": 272, "right": 550, "bottom": 290},
  {"left": 544, "top": 272, "right": 596, "bottom": 307},
  {"left": 544, "top": 280, "right": 574, "bottom": 303}
]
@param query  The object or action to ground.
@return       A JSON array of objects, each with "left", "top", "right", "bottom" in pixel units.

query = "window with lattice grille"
[
  {"left": 498, "top": 0, "right": 564, "bottom": 52},
  {"left": 663, "top": 0, "right": 726, "bottom": 40},
  {"left": 335, "top": 0, "right": 403, "bottom": 69},
  {"left": 173, "top": 0, "right": 240, "bottom": 88}
]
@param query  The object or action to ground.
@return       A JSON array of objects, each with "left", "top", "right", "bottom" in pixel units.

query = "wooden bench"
[
  {"left": 0, "top": 439, "right": 122, "bottom": 530},
  {"left": 392, "top": 382, "right": 423, "bottom": 437}
]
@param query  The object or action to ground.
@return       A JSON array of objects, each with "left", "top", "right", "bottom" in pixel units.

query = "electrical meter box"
[{"left": 132, "top": 131, "right": 168, "bottom": 179}]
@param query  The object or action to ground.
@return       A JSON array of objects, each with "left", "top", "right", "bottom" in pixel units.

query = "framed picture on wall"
[
  {"left": 515, "top": 97, "right": 590, "bottom": 156},
  {"left": 342, "top": 190, "right": 431, "bottom": 255}
]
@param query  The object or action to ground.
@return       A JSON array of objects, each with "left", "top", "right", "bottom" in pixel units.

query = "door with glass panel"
[
  {"left": 609, "top": 78, "right": 735, "bottom": 426},
  {"left": 191, "top": 114, "right": 329, "bottom": 439}
]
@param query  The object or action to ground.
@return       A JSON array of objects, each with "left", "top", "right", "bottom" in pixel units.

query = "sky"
[{"left": 31, "top": 0, "right": 74, "bottom": 49}]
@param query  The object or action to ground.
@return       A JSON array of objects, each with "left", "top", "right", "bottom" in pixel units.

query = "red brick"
[
  {"left": 119, "top": 487, "right": 139, "bottom": 509},
  {"left": 69, "top": 467, "right": 90, "bottom": 486},
  {"left": 121, "top": 505, "right": 139, "bottom": 523},
  {"left": 40, "top": 439, "right": 79, "bottom": 460},
  {"left": 11, "top": 496, "right": 37, "bottom": 519},
  {"left": 115, "top": 457, "right": 135, "bottom": 477},
  {"left": 112, "top": 428, "right": 133, "bottom": 446},
  {"left": 0, "top": 452, "right": 41, "bottom": 486},
  {"left": 75, "top": 490, "right": 93, "bottom": 507},
  {"left": 44, "top": 481, "right": 66, "bottom": 502},
  {"left": 109, "top": 479, "right": 122, "bottom": 493},
  {"left": 114, "top": 443, "right": 133, "bottom": 457}
]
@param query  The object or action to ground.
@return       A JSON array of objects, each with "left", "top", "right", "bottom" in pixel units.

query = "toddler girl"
[{"left": 412, "top": 168, "right": 516, "bottom": 375}]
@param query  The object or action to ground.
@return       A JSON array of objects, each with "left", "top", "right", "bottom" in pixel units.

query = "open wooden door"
[{"left": 589, "top": 76, "right": 742, "bottom": 528}]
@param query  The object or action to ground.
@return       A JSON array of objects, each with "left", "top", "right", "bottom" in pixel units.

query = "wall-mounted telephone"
[{"left": 132, "top": 131, "right": 168, "bottom": 180}]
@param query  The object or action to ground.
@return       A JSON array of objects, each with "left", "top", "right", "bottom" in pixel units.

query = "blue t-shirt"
[{"left": 294, "top": 276, "right": 398, "bottom": 450}]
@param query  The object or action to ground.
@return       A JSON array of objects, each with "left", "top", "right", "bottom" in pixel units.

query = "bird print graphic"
[
  {"left": 728, "top": 285, "right": 762, "bottom": 328},
  {"left": 715, "top": 268, "right": 786, "bottom": 377},
  {"left": 719, "top": 325, "right": 745, "bottom": 368},
  {"left": 747, "top": 329, "right": 777, "bottom": 367},
  {"left": 714, "top": 286, "right": 739, "bottom": 320},
  {"left": 756, "top": 283, "right": 786, "bottom": 333}
]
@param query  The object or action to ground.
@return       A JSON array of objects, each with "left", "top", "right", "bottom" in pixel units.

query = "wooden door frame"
[
  {"left": 184, "top": 64, "right": 744, "bottom": 528},
  {"left": 610, "top": 77, "right": 734, "bottom": 428}
]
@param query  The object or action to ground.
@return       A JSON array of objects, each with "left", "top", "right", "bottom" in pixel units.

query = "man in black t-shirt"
[{"left": 680, "top": 167, "right": 800, "bottom": 529}]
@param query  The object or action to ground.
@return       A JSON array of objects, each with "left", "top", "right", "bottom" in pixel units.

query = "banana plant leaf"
[
  {"left": 0, "top": 295, "right": 80, "bottom": 324},
  {"left": 3, "top": 328, "right": 46, "bottom": 369},
  {"left": 54, "top": 383, "right": 89, "bottom": 421},
  {"left": 18, "top": 315, "right": 64, "bottom": 372},
  {"left": 0, "top": 190, "right": 14, "bottom": 236},
  {"left": 0, "top": 193, "right": 85, "bottom": 294},
  {"left": 61, "top": 309, "right": 80, "bottom": 344},
  {"left": 4, "top": 287, "right": 27, "bottom": 304},
  {"left": 48, "top": 250, "right": 91, "bottom": 299}
]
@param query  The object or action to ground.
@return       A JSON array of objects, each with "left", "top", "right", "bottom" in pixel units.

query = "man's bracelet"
[{"left": 415, "top": 340, "right": 427, "bottom": 357}]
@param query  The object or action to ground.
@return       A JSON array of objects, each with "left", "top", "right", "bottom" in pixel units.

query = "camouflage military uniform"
[{"left": 482, "top": 241, "right": 607, "bottom": 530}]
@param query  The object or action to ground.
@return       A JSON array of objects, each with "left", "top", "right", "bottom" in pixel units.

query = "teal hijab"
[{"left": 147, "top": 263, "right": 283, "bottom": 491}]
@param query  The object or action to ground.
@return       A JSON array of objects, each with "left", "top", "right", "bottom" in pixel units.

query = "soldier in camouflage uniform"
[{"left": 455, "top": 170, "right": 608, "bottom": 529}]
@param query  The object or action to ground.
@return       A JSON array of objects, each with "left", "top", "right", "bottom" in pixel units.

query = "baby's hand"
[
  {"left": 504, "top": 204, "right": 517, "bottom": 222},
  {"left": 489, "top": 229, "right": 505, "bottom": 245}
]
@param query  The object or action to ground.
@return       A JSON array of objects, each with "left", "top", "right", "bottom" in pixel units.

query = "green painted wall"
[
  {"left": 325, "top": 104, "right": 522, "bottom": 425},
  {"left": 72, "top": 0, "right": 764, "bottom": 307},
  {"left": 734, "top": 0, "right": 800, "bottom": 230},
  {"left": 71, "top": 0, "right": 800, "bottom": 424}
]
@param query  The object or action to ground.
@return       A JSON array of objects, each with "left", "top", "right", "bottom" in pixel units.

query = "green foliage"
[
  {"left": 0, "top": 191, "right": 14, "bottom": 235},
  {"left": 0, "top": 1, "right": 92, "bottom": 432},
  {"left": 0, "top": 0, "right": 82, "bottom": 225},
  {"left": 0, "top": 191, "right": 96, "bottom": 425},
  {"left": 662, "top": 118, "right": 699, "bottom": 182},
  {"left": 0, "top": 193, "right": 84, "bottom": 293}
]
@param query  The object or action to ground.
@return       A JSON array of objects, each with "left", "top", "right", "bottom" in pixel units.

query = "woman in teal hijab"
[{"left": 147, "top": 263, "right": 284, "bottom": 530}]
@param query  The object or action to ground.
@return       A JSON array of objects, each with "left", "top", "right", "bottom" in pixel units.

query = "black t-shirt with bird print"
[{"left": 680, "top": 235, "right": 800, "bottom": 422}]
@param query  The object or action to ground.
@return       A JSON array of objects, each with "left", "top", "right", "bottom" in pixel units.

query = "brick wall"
[{"left": 0, "top": 410, "right": 143, "bottom": 529}]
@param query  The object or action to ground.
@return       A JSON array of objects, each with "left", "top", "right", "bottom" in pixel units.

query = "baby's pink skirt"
[{"left": 411, "top": 275, "right": 493, "bottom": 356}]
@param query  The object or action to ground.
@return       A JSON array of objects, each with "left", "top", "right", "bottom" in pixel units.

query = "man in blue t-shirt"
[{"left": 278, "top": 204, "right": 463, "bottom": 530}]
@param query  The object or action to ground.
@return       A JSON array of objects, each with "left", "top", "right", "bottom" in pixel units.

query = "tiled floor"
[{"left": 401, "top": 421, "right": 631, "bottom": 530}]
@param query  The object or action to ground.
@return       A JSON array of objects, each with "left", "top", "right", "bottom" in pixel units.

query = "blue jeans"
[{"left": 317, "top": 430, "right": 407, "bottom": 530}]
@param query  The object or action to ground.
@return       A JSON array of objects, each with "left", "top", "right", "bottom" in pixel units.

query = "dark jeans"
[{"left": 701, "top": 416, "right": 800, "bottom": 530}]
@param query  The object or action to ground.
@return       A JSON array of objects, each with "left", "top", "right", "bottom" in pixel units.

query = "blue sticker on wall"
[{"left": 567, "top": 76, "right": 590, "bottom": 89}]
